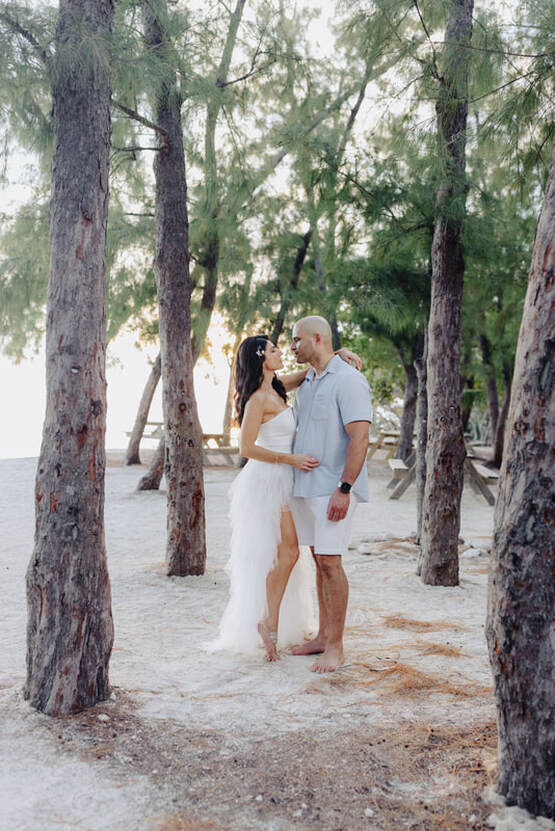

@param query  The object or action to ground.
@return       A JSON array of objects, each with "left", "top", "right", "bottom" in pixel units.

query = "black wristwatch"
[{"left": 338, "top": 481, "right": 352, "bottom": 494}]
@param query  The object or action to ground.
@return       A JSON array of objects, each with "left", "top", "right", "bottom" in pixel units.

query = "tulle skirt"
[{"left": 208, "top": 458, "right": 315, "bottom": 653}]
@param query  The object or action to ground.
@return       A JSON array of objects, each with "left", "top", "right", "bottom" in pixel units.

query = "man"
[{"left": 290, "top": 316, "right": 372, "bottom": 673}]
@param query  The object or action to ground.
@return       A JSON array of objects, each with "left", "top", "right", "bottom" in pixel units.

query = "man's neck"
[{"left": 311, "top": 351, "right": 335, "bottom": 376}]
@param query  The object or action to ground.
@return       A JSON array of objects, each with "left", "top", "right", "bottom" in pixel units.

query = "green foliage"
[
  {"left": 0, "top": 0, "right": 549, "bottom": 422},
  {"left": 0, "top": 193, "right": 49, "bottom": 359}
]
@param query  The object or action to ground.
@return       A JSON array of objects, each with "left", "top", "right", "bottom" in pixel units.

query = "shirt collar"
[{"left": 305, "top": 354, "right": 341, "bottom": 381}]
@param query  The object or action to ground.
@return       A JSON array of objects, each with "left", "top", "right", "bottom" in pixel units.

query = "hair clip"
[{"left": 256, "top": 347, "right": 265, "bottom": 358}]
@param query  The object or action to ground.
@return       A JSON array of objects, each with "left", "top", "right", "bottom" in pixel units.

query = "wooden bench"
[
  {"left": 202, "top": 445, "right": 239, "bottom": 467},
  {"left": 200, "top": 433, "right": 239, "bottom": 467},
  {"left": 388, "top": 451, "right": 416, "bottom": 499},
  {"left": 387, "top": 457, "right": 408, "bottom": 487},
  {"left": 464, "top": 459, "right": 498, "bottom": 506}
]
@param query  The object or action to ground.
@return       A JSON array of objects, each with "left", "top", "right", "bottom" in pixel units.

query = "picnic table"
[
  {"left": 201, "top": 434, "right": 239, "bottom": 467},
  {"left": 367, "top": 430, "right": 401, "bottom": 460},
  {"left": 127, "top": 422, "right": 239, "bottom": 467},
  {"left": 385, "top": 445, "right": 499, "bottom": 505}
]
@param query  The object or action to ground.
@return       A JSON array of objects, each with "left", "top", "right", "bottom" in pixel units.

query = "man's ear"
[{"left": 313, "top": 333, "right": 321, "bottom": 345}]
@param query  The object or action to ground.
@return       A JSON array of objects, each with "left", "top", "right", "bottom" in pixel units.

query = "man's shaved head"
[{"left": 294, "top": 316, "right": 333, "bottom": 346}]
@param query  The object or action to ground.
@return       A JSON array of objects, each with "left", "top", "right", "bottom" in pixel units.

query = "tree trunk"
[
  {"left": 125, "top": 352, "right": 161, "bottom": 465},
  {"left": 330, "top": 316, "right": 341, "bottom": 351},
  {"left": 25, "top": 0, "right": 114, "bottom": 716},
  {"left": 461, "top": 375, "right": 474, "bottom": 431},
  {"left": 221, "top": 372, "right": 234, "bottom": 447},
  {"left": 270, "top": 229, "right": 312, "bottom": 345},
  {"left": 222, "top": 330, "right": 242, "bottom": 445},
  {"left": 143, "top": 0, "right": 206, "bottom": 576},
  {"left": 192, "top": 263, "right": 217, "bottom": 365},
  {"left": 492, "top": 361, "right": 512, "bottom": 468},
  {"left": 486, "top": 142, "right": 555, "bottom": 820},
  {"left": 396, "top": 362, "right": 418, "bottom": 462},
  {"left": 415, "top": 330, "right": 428, "bottom": 555},
  {"left": 137, "top": 436, "right": 165, "bottom": 490},
  {"left": 478, "top": 332, "right": 499, "bottom": 438},
  {"left": 419, "top": 0, "right": 473, "bottom": 586}
]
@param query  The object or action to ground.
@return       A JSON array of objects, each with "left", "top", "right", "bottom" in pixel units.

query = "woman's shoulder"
[
  {"left": 244, "top": 389, "right": 265, "bottom": 409},
  {"left": 248, "top": 389, "right": 268, "bottom": 405}
]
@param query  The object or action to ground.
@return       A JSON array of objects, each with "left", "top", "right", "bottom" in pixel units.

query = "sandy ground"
[{"left": 1, "top": 451, "right": 552, "bottom": 831}]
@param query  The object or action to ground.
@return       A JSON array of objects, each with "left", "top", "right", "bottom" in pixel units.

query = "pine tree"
[
  {"left": 419, "top": 0, "right": 474, "bottom": 587},
  {"left": 24, "top": 0, "right": 114, "bottom": 715}
]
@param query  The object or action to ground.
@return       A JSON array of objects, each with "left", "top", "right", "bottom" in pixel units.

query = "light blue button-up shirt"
[{"left": 293, "top": 355, "right": 373, "bottom": 502}]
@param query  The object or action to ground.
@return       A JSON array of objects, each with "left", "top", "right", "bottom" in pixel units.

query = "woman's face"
[{"left": 263, "top": 341, "right": 283, "bottom": 372}]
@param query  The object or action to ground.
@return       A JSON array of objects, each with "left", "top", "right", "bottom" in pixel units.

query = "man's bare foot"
[
  {"left": 310, "top": 644, "right": 344, "bottom": 673},
  {"left": 288, "top": 635, "right": 327, "bottom": 656},
  {"left": 258, "top": 622, "right": 279, "bottom": 662}
]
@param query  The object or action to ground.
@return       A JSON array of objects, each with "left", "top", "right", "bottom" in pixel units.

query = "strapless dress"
[{"left": 208, "top": 407, "right": 314, "bottom": 653}]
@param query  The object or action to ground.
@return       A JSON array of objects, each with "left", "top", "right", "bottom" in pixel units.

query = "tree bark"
[
  {"left": 395, "top": 332, "right": 425, "bottom": 462},
  {"left": 125, "top": 352, "right": 161, "bottom": 465},
  {"left": 143, "top": 0, "right": 206, "bottom": 576},
  {"left": 25, "top": 0, "right": 114, "bottom": 715},
  {"left": 415, "top": 330, "right": 428, "bottom": 554},
  {"left": 492, "top": 361, "right": 512, "bottom": 468},
  {"left": 396, "top": 359, "right": 419, "bottom": 463},
  {"left": 461, "top": 375, "right": 474, "bottom": 431},
  {"left": 137, "top": 435, "right": 165, "bottom": 490},
  {"left": 419, "top": 0, "right": 473, "bottom": 586},
  {"left": 478, "top": 332, "right": 499, "bottom": 439},
  {"left": 486, "top": 142, "right": 555, "bottom": 820}
]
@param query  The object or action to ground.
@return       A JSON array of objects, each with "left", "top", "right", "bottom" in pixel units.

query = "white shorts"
[{"left": 290, "top": 494, "right": 357, "bottom": 556}]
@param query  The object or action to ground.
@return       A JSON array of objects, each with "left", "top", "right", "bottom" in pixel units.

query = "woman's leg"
[{"left": 259, "top": 509, "right": 299, "bottom": 660}]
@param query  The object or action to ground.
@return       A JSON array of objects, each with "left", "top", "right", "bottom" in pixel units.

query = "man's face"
[{"left": 291, "top": 324, "right": 313, "bottom": 364}]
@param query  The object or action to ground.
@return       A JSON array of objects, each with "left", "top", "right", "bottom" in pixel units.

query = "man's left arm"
[{"left": 327, "top": 421, "right": 370, "bottom": 522}]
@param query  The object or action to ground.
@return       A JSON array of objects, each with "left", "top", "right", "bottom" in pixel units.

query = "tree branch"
[
  {"left": 220, "top": 58, "right": 276, "bottom": 87},
  {"left": 0, "top": 10, "right": 49, "bottom": 66},
  {"left": 413, "top": 0, "right": 441, "bottom": 80},
  {"left": 431, "top": 40, "right": 550, "bottom": 58},
  {"left": 112, "top": 100, "right": 168, "bottom": 141},
  {"left": 112, "top": 145, "right": 161, "bottom": 152},
  {"left": 469, "top": 68, "right": 538, "bottom": 103}
]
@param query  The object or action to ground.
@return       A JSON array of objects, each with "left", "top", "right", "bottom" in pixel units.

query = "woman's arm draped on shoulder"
[
  {"left": 335, "top": 347, "right": 362, "bottom": 371},
  {"left": 279, "top": 348, "right": 362, "bottom": 392},
  {"left": 279, "top": 368, "right": 309, "bottom": 392}
]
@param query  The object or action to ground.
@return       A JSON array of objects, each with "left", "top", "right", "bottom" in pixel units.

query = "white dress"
[{"left": 209, "top": 407, "right": 315, "bottom": 653}]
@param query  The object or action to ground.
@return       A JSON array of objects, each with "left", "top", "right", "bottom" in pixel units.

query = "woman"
[{"left": 210, "top": 335, "right": 358, "bottom": 661}]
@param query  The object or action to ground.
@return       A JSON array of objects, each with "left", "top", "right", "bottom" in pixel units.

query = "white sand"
[{"left": 1, "top": 455, "right": 551, "bottom": 831}]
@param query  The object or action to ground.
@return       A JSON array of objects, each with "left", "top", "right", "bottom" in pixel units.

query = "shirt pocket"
[{"left": 311, "top": 395, "right": 329, "bottom": 421}]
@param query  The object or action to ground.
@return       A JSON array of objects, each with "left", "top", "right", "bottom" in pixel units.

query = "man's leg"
[
  {"left": 289, "top": 547, "right": 327, "bottom": 655},
  {"left": 310, "top": 554, "right": 348, "bottom": 673}
]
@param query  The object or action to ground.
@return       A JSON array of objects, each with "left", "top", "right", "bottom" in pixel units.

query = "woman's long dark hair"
[{"left": 234, "top": 335, "right": 287, "bottom": 425}]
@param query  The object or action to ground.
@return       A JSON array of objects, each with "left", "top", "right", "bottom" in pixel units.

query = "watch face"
[{"left": 340, "top": 482, "right": 351, "bottom": 493}]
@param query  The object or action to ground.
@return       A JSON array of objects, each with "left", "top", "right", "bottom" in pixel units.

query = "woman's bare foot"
[
  {"left": 288, "top": 635, "right": 327, "bottom": 656},
  {"left": 258, "top": 621, "right": 279, "bottom": 662},
  {"left": 310, "top": 644, "right": 344, "bottom": 673}
]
